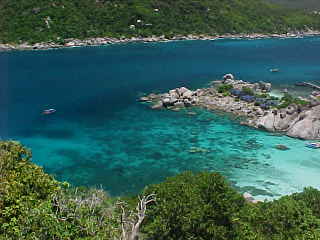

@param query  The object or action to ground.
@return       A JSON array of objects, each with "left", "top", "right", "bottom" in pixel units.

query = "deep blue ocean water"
[{"left": 1, "top": 37, "right": 320, "bottom": 199}]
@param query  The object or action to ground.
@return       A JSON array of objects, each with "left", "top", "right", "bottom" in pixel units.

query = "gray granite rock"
[
  {"left": 151, "top": 102, "right": 163, "bottom": 109},
  {"left": 182, "top": 89, "right": 193, "bottom": 98},
  {"left": 223, "top": 73, "right": 235, "bottom": 81},
  {"left": 287, "top": 105, "right": 320, "bottom": 139}
]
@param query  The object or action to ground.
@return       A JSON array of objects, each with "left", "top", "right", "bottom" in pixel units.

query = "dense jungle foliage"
[
  {"left": 2, "top": 140, "right": 320, "bottom": 239},
  {"left": 267, "top": 0, "right": 320, "bottom": 10},
  {"left": 1, "top": 0, "right": 320, "bottom": 44}
]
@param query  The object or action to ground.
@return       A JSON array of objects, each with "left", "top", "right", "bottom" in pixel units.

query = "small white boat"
[
  {"left": 42, "top": 109, "right": 56, "bottom": 115},
  {"left": 270, "top": 68, "right": 280, "bottom": 72}
]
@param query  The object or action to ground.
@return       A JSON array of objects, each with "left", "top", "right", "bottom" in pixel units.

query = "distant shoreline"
[{"left": 1, "top": 31, "right": 320, "bottom": 52}]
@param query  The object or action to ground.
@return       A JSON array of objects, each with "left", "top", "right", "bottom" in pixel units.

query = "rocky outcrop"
[
  {"left": 140, "top": 77, "right": 270, "bottom": 119},
  {"left": 257, "top": 81, "right": 272, "bottom": 92},
  {"left": 248, "top": 105, "right": 320, "bottom": 140},
  {"left": 223, "top": 73, "right": 235, "bottom": 81},
  {"left": 139, "top": 87, "right": 201, "bottom": 110},
  {"left": 243, "top": 192, "right": 261, "bottom": 203},
  {"left": 140, "top": 74, "right": 320, "bottom": 140},
  {"left": 287, "top": 105, "right": 320, "bottom": 139}
]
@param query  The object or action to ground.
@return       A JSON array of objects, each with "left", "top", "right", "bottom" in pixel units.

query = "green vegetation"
[
  {"left": 218, "top": 84, "right": 233, "bottom": 93},
  {"left": 142, "top": 171, "right": 320, "bottom": 240},
  {"left": 277, "top": 93, "right": 310, "bottom": 109},
  {"left": 2, "top": 140, "right": 320, "bottom": 239},
  {"left": 142, "top": 171, "right": 246, "bottom": 240},
  {"left": 241, "top": 87, "right": 255, "bottom": 96},
  {"left": 1, "top": 0, "right": 320, "bottom": 44},
  {"left": 255, "top": 93, "right": 269, "bottom": 98},
  {"left": 269, "top": 95, "right": 279, "bottom": 100},
  {"left": 267, "top": 0, "right": 320, "bottom": 10},
  {"left": 0, "top": 141, "right": 122, "bottom": 239}
]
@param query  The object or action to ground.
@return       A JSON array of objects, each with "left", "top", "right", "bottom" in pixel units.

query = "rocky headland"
[
  {"left": 140, "top": 74, "right": 320, "bottom": 140},
  {"left": 1, "top": 30, "right": 320, "bottom": 51}
]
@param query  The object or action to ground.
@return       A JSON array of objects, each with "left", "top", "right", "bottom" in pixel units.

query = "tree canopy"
[
  {"left": 1, "top": 140, "right": 320, "bottom": 239},
  {"left": 1, "top": 0, "right": 320, "bottom": 43}
]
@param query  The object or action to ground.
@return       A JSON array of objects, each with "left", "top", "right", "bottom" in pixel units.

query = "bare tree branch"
[{"left": 118, "top": 194, "right": 156, "bottom": 240}]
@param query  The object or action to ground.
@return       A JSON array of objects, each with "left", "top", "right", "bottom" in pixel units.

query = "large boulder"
[
  {"left": 255, "top": 109, "right": 299, "bottom": 132},
  {"left": 162, "top": 93, "right": 170, "bottom": 98},
  {"left": 174, "top": 101, "right": 185, "bottom": 108},
  {"left": 169, "top": 89, "right": 179, "bottom": 99},
  {"left": 254, "top": 105, "right": 320, "bottom": 140},
  {"left": 139, "top": 96, "right": 150, "bottom": 102},
  {"left": 182, "top": 89, "right": 193, "bottom": 98},
  {"left": 287, "top": 118, "right": 319, "bottom": 139},
  {"left": 176, "top": 87, "right": 189, "bottom": 97},
  {"left": 258, "top": 81, "right": 272, "bottom": 92},
  {"left": 162, "top": 98, "right": 172, "bottom": 107},
  {"left": 191, "top": 97, "right": 199, "bottom": 104},
  {"left": 195, "top": 89, "right": 205, "bottom": 97},
  {"left": 151, "top": 101, "right": 163, "bottom": 109},
  {"left": 255, "top": 108, "right": 264, "bottom": 116},
  {"left": 243, "top": 192, "right": 260, "bottom": 203},
  {"left": 286, "top": 105, "right": 297, "bottom": 115},
  {"left": 183, "top": 99, "right": 192, "bottom": 107},
  {"left": 287, "top": 106, "right": 320, "bottom": 139},
  {"left": 223, "top": 73, "right": 235, "bottom": 81},
  {"left": 147, "top": 93, "right": 159, "bottom": 99}
]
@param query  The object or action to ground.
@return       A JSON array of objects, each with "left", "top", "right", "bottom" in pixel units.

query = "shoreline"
[
  {"left": 1, "top": 30, "right": 320, "bottom": 52},
  {"left": 139, "top": 75, "right": 320, "bottom": 140}
]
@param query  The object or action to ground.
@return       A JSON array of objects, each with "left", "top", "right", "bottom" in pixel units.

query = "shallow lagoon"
[{"left": 1, "top": 37, "right": 320, "bottom": 199}]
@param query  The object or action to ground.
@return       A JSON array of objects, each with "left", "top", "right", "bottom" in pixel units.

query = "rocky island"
[{"left": 140, "top": 74, "right": 320, "bottom": 140}]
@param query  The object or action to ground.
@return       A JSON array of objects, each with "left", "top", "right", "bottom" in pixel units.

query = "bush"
[
  {"left": 142, "top": 171, "right": 245, "bottom": 240},
  {"left": 235, "top": 196, "right": 320, "bottom": 239},
  {"left": 292, "top": 187, "right": 320, "bottom": 218},
  {"left": 241, "top": 87, "right": 255, "bottom": 96},
  {"left": 277, "top": 102, "right": 291, "bottom": 109},
  {"left": 255, "top": 93, "right": 269, "bottom": 98},
  {"left": 281, "top": 93, "right": 294, "bottom": 103},
  {"left": 269, "top": 96, "right": 279, "bottom": 101},
  {"left": 142, "top": 171, "right": 320, "bottom": 240},
  {"left": 218, "top": 84, "right": 233, "bottom": 93},
  {"left": 0, "top": 141, "right": 60, "bottom": 236},
  {"left": 294, "top": 98, "right": 309, "bottom": 106},
  {"left": 0, "top": 141, "right": 121, "bottom": 239},
  {"left": 278, "top": 93, "right": 310, "bottom": 109}
]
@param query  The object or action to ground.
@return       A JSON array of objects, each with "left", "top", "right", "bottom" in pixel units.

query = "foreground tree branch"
[{"left": 118, "top": 194, "right": 156, "bottom": 240}]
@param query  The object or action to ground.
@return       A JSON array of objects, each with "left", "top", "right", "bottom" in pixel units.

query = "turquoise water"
[{"left": 1, "top": 37, "right": 320, "bottom": 199}]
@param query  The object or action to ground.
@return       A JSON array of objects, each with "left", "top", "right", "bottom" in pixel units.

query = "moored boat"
[
  {"left": 42, "top": 108, "right": 56, "bottom": 115},
  {"left": 305, "top": 142, "right": 320, "bottom": 149}
]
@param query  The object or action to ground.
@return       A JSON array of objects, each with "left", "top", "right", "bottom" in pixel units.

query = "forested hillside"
[
  {"left": 267, "top": 0, "right": 320, "bottom": 10},
  {"left": 0, "top": 0, "right": 320, "bottom": 44}
]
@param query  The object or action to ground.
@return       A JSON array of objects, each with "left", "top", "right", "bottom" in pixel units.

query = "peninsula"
[{"left": 140, "top": 74, "right": 320, "bottom": 140}]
